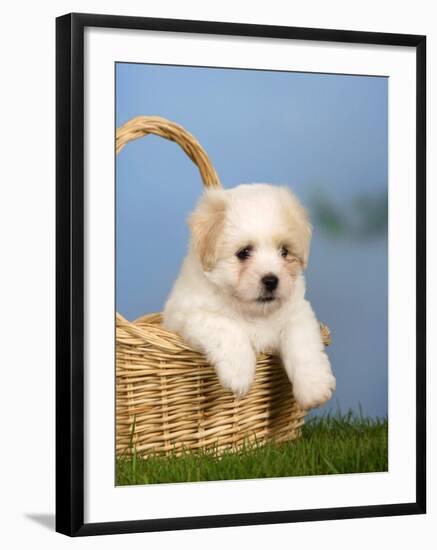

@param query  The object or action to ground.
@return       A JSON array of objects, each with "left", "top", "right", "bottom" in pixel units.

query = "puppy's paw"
[
  {"left": 292, "top": 355, "right": 336, "bottom": 410},
  {"left": 214, "top": 348, "right": 256, "bottom": 399}
]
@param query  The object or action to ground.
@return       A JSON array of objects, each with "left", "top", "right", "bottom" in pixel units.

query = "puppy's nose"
[{"left": 261, "top": 274, "right": 279, "bottom": 291}]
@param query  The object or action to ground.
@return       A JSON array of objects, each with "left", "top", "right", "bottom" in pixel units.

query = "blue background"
[{"left": 116, "top": 63, "right": 388, "bottom": 419}]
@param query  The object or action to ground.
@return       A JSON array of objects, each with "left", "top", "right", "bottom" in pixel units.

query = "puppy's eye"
[
  {"left": 280, "top": 246, "right": 289, "bottom": 258},
  {"left": 236, "top": 246, "right": 253, "bottom": 261}
]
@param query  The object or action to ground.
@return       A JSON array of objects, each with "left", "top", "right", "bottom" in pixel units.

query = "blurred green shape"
[{"left": 309, "top": 188, "right": 387, "bottom": 241}]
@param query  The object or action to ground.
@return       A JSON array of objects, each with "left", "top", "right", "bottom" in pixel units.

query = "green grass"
[{"left": 116, "top": 412, "right": 388, "bottom": 485}]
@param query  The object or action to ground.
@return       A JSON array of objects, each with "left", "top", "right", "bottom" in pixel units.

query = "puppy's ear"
[
  {"left": 279, "top": 187, "right": 312, "bottom": 269},
  {"left": 299, "top": 221, "right": 312, "bottom": 269},
  {"left": 188, "top": 189, "right": 227, "bottom": 271}
]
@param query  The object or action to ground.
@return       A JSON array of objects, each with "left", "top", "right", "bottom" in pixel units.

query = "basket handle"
[{"left": 116, "top": 115, "right": 222, "bottom": 189}]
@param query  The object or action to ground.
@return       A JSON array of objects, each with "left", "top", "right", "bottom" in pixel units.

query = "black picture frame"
[{"left": 56, "top": 12, "right": 426, "bottom": 537}]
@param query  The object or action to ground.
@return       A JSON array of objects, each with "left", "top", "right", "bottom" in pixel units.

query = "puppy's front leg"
[
  {"left": 280, "top": 301, "right": 336, "bottom": 409},
  {"left": 168, "top": 311, "right": 256, "bottom": 398}
]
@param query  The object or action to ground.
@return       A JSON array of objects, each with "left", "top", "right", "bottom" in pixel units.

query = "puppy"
[{"left": 163, "top": 183, "right": 335, "bottom": 409}]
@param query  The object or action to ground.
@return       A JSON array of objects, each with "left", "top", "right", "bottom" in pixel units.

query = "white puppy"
[{"left": 163, "top": 183, "right": 335, "bottom": 409}]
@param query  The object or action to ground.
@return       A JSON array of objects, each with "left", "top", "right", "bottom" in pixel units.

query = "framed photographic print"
[{"left": 56, "top": 12, "right": 426, "bottom": 537}]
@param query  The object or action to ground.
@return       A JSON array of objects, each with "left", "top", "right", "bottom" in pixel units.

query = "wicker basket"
[{"left": 115, "top": 116, "right": 331, "bottom": 457}]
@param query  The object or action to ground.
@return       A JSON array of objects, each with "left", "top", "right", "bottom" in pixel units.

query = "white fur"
[{"left": 163, "top": 183, "right": 335, "bottom": 409}]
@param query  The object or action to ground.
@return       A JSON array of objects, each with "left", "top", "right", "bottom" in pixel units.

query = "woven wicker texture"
[{"left": 115, "top": 116, "right": 331, "bottom": 457}]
